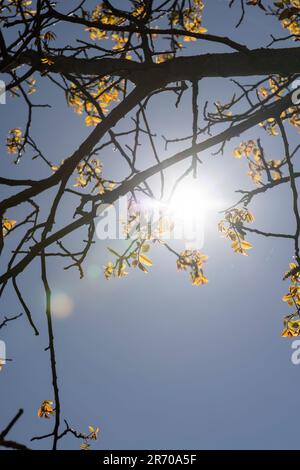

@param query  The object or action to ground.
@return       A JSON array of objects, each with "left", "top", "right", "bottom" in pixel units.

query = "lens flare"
[{"left": 52, "top": 292, "right": 73, "bottom": 319}]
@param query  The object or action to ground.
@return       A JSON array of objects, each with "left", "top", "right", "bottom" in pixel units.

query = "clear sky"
[{"left": 1, "top": 0, "right": 300, "bottom": 449}]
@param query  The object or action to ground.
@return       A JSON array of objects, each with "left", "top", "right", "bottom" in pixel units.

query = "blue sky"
[{"left": 1, "top": 0, "right": 300, "bottom": 449}]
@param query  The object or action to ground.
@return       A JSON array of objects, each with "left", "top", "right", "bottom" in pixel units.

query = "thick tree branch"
[{"left": 3, "top": 47, "right": 300, "bottom": 84}]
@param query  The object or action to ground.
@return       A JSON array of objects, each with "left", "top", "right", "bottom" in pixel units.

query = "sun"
[
  {"left": 168, "top": 180, "right": 225, "bottom": 224},
  {"left": 151, "top": 179, "right": 227, "bottom": 248}
]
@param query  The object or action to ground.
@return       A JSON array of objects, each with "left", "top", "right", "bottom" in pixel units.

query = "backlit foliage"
[
  {"left": 103, "top": 202, "right": 174, "bottom": 280},
  {"left": 38, "top": 400, "right": 55, "bottom": 419},
  {"left": 73, "top": 159, "right": 115, "bottom": 195},
  {"left": 259, "top": 117, "right": 279, "bottom": 136},
  {"left": 104, "top": 240, "right": 152, "bottom": 279},
  {"left": 177, "top": 250, "right": 208, "bottom": 286},
  {"left": 2, "top": 0, "right": 300, "bottom": 451},
  {"left": 103, "top": 199, "right": 210, "bottom": 285},
  {"left": 85, "top": 0, "right": 207, "bottom": 60},
  {"left": 5, "top": 0, "right": 35, "bottom": 16},
  {"left": 258, "top": 76, "right": 300, "bottom": 134},
  {"left": 41, "top": 56, "right": 54, "bottom": 66},
  {"left": 85, "top": 3, "right": 126, "bottom": 41},
  {"left": 67, "top": 80, "right": 120, "bottom": 126},
  {"left": 233, "top": 140, "right": 283, "bottom": 185},
  {"left": 37, "top": 401, "right": 99, "bottom": 450},
  {"left": 156, "top": 53, "right": 175, "bottom": 64},
  {"left": 80, "top": 426, "right": 100, "bottom": 451},
  {"left": 281, "top": 262, "right": 300, "bottom": 336},
  {"left": 6, "top": 128, "right": 23, "bottom": 155},
  {"left": 2, "top": 218, "right": 16, "bottom": 237},
  {"left": 274, "top": 0, "right": 300, "bottom": 38},
  {"left": 85, "top": 1, "right": 147, "bottom": 55},
  {"left": 170, "top": 0, "right": 207, "bottom": 41},
  {"left": 72, "top": 0, "right": 207, "bottom": 128},
  {"left": 218, "top": 208, "right": 254, "bottom": 255},
  {"left": 27, "top": 76, "right": 36, "bottom": 95}
]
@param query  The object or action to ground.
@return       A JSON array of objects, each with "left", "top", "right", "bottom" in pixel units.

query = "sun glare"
[
  {"left": 142, "top": 180, "right": 227, "bottom": 249},
  {"left": 168, "top": 181, "right": 225, "bottom": 224}
]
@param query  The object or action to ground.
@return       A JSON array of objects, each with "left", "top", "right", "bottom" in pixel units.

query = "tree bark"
[{"left": 3, "top": 47, "right": 300, "bottom": 84}]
